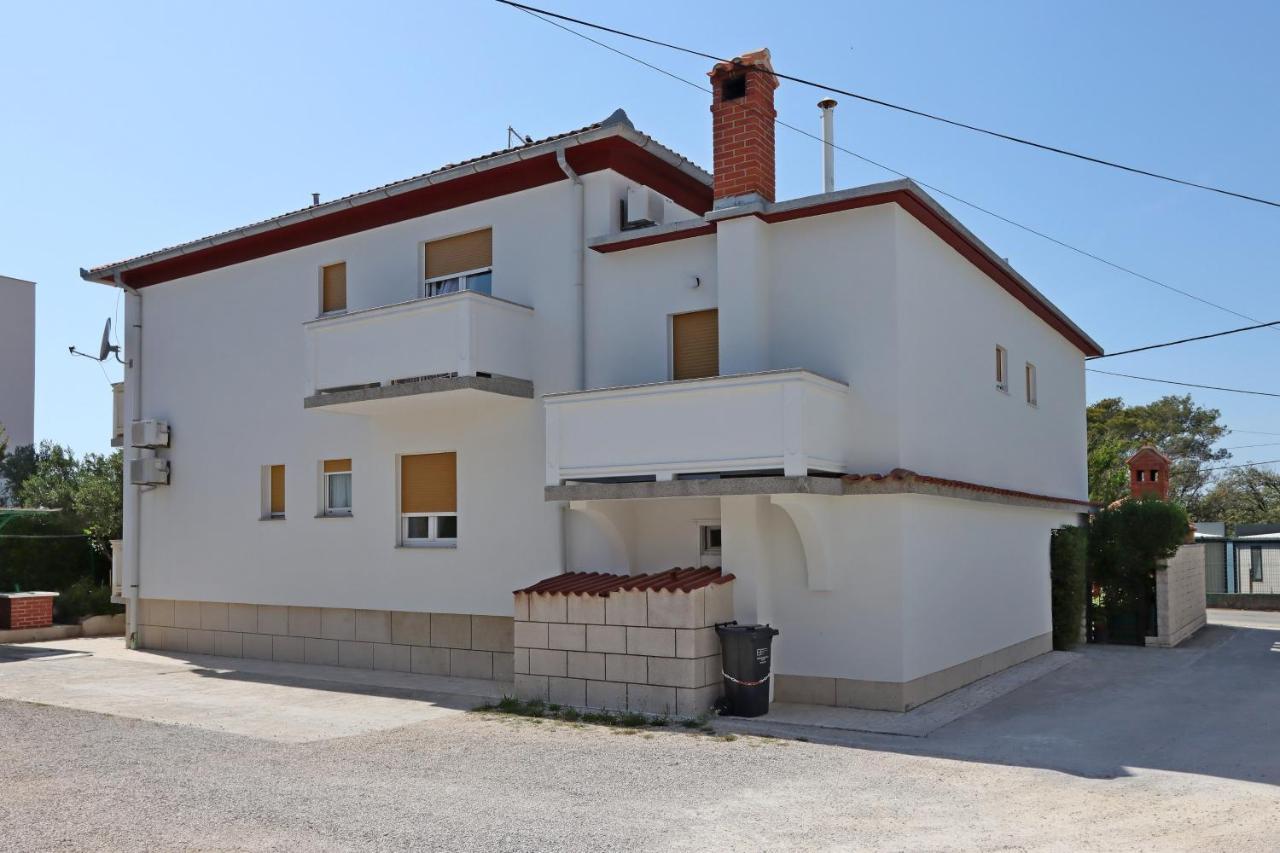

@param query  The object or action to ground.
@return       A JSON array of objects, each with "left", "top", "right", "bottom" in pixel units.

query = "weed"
[
  {"left": 718, "top": 734, "right": 738, "bottom": 742},
  {"left": 618, "top": 712, "right": 648, "bottom": 728}
]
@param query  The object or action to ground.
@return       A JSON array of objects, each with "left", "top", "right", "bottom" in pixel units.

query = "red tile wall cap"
[
  {"left": 516, "top": 567, "right": 734, "bottom": 597},
  {"left": 843, "top": 468, "right": 1095, "bottom": 509},
  {"left": 708, "top": 48, "right": 779, "bottom": 87}
]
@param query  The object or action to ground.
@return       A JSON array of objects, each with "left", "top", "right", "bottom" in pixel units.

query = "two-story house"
[{"left": 83, "top": 49, "right": 1099, "bottom": 715}]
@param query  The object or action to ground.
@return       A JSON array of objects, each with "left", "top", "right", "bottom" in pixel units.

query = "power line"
[
  {"left": 1229, "top": 429, "right": 1280, "bottom": 437},
  {"left": 1218, "top": 441, "right": 1280, "bottom": 451},
  {"left": 1200, "top": 458, "right": 1280, "bottom": 474},
  {"left": 1087, "top": 320, "right": 1280, "bottom": 361},
  {"left": 495, "top": 0, "right": 1280, "bottom": 210},
  {"left": 507, "top": 3, "right": 1278, "bottom": 333},
  {"left": 1087, "top": 368, "right": 1280, "bottom": 398}
]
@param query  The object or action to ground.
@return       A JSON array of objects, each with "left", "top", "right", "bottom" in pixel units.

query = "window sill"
[
  {"left": 316, "top": 512, "right": 354, "bottom": 519},
  {"left": 260, "top": 516, "right": 286, "bottom": 522},
  {"left": 397, "top": 542, "right": 458, "bottom": 550}
]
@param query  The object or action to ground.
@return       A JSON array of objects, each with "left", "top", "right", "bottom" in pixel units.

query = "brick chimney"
[
  {"left": 1127, "top": 446, "right": 1171, "bottom": 500},
  {"left": 709, "top": 48, "right": 779, "bottom": 208}
]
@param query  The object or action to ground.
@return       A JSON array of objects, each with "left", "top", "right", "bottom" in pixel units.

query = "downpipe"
[
  {"left": 120, "top": 274, "right": 142, "bottom": 648},
  {"left": 555, "top": 147, "right": 587, "bottom": 576}
]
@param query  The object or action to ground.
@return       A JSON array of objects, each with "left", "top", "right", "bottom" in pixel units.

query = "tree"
[
  {"left": 11, "top": 444, "right": 123, "bottom": 556},
  {"left": 16, "top": 442, "right": 80, "bottom": 511},
  {"left": 0, "top": 442, "right": 39, "bottom": 506},
  {"left": 1087, "top": 395, "right": 1229, "bottom": 506},
  {"left": 1196, "top": 468, "right": 1280, "bottom": 530}
]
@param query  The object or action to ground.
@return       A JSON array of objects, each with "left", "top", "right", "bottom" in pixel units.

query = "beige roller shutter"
[
  {"left": 401, "top": 452, "right": 457, "bottom": 513},
  {"left": 426, "top": 229, "right": 492, "bottom": 279},
  {"left": 269, "top": 465, "right": 285, "bottom": 515},
  {"left": 323, "top": 458, "right": 351, "bottom": 474},
  {"left": 672, "top": 309, "right": 719, "bottom": 380},
  {"left": 321, "top": 262, "right": 346, "bottom": 313}
]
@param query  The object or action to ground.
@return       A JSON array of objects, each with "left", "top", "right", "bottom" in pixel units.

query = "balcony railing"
[
  {"left": 303, "top": 291, "right": 535, "bottom": 407},
  {"left": 544, "top": 369, "right": 850, "bottom": 485}
]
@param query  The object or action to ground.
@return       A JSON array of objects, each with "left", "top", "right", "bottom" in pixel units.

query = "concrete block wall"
[
  {"left": 133, "top": 599, "right": 514, "bottom": 680},
  {"left": 513, "top": 581, "right": 734, "bottom": 716},
  {"left": 1147, "top": 544, "right": 1207, "bottom": 648}
]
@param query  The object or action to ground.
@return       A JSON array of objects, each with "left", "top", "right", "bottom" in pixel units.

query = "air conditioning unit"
[
  {"left": 129, "top": 457, "right": 170, "bottom": 486},
  {"left": 622, "top": 185, "right": 665, "bottom": 229},
  {"left": 130, "top": 419, "right": 170, "bottom": 449}
]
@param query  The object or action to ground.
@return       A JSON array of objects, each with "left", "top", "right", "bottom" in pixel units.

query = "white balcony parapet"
[
  {"left": 303, "top": 291, "right": 534, "bottom": 406},
  {"left": 544, "top": 369, "right": 850, "bottom": 486}
]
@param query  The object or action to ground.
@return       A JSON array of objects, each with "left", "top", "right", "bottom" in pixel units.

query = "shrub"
[
  {"left": 1088, "top": 497, "right": 1189, "bottom": 644},
  {"left": 55, "top": 577, "right": 120, "bottom": 623},
  {"left": 1049, "top": 525, "right": 1088, "bottom": 650}
]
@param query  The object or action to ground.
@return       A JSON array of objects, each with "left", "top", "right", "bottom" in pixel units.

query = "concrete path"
[{"left": 0, "top": 637, "right": 504, "bottom": 742}]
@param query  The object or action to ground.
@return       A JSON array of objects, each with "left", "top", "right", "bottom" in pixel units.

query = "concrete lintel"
[
  {"left": 841, "top": 477, "right": 1088, "bottom": 514},
  {"left": 544, "top": 476, "right": 844, "bottom": 502},
  {"left": 305, "top": 374, "right": 533, "bottom": 409}
]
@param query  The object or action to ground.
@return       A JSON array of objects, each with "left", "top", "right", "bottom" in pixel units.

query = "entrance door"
[{"left": 672, "top": 309, "right": 719, "bottom": 380}]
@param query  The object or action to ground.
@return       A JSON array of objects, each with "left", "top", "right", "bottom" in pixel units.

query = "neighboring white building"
[
  {"left": 82, "top": 50, "right": 1099, "bottom": 713},
  {"left": 0, "top": 275, "right": 36, "bottom": 451}
]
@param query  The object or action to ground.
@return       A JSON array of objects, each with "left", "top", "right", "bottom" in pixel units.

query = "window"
[
  {"left": 264, "top": 464, "right": 285, "bottom": 519},
  {"left": 321, "top": 262, "right": 347, "bottom": 314},
  {"left": 1151, "top": 470, "right": 1160, "bottom": 482},
  {"left": 1251, "top": 547, "right": 1264, "bottom": 584},
  {"left": 400, "top": 452, "right": 457, "bottom": 545},
  {"left": 995, "top": 346, "right": 1008, "bottom": 392},
  {"left": 1025, "top": 362, "right": 1037, "bottom": 406},
  {"left": 1136, "top": 470, "right": 1145, "bottom": 482},
  {"left": 672, "top": 309, "right": 719, "bottom": 380},
  {"left": 698, "top": 523, "right": 722, "bottom": 567},
  {"left": 423, "top": 229, "right": 492, "bottom": 298},
  {"left": 323, "top": 458, "right": 352, "bottom": 516}
]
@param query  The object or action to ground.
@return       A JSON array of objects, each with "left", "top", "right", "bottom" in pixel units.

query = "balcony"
[
  {"left": 303, "top": 291, "right": 535, "bottom": 411},
  {"left": 544, "top": 369, "right": 850, "bottom": 487}
]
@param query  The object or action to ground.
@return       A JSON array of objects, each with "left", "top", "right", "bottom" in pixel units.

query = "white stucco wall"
[{"left": 0, "top": 275, "right": 35, "bottom": 449}]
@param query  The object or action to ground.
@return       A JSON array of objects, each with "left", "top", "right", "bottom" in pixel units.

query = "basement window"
[{"left": 721, "top": 74, "right": 747, "bottom": 101}]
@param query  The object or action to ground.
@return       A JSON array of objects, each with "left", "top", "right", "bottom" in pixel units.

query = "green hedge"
[
  {"left": 1050, "top": 525, "right": 1088, "bottom": 650},
  {"left": 0, "top": 511, "right": 117, "bottom": 622}
]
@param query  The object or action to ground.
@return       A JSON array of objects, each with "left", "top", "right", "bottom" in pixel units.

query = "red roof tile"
[
  {"left": 516, "top": 567, "right": 734, "bottom": 597},
  {"left": 843, "top": 468, "right": 1094, "bottom": 508}
]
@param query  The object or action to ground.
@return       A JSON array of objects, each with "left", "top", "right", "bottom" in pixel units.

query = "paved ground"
[{"left": 0, "top": 611, "right": 1276, "bottom": 851}]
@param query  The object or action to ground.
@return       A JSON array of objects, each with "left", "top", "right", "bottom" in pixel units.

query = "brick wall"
[
  {"left": 134, "top": 599, "right": 513, "bottom": 680},
  {"left": 709, "top": 53, "right": 778, "bottom": 204},
  {"left": 513, "top": 580, "right": 734, "bottom": 717},
  {"left": 0, "top": 594, "right": 56, "bottom": 630}
]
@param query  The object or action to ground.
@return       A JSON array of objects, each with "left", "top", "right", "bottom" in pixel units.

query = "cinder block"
[
  {"left": 676, "top": 627, "right": 719, "bottom": 659},
  {"left": 492, "top": 652, "right": 514, "bottom": 682},
  {"left": 676, "top": 685, "right": 721, "bottom": 716},
  {"left": 471, "top": 615, "right": 514, "bottom": 653},
  {"left": 186, "top": 629, "right": 215, "bottom": 655},
  {"left": 567, "top": 651, "right": 605, "bottom": 681},
  {"left": 549, "top": 676, "right": 585, "bottom": 707},
  {"left": 567, "top": 594, "right": 605, "bottom": 625},
  {"left": 411, "top": 645, "right": 450, "bottom": 675},
  {"left": 627, "top": 684, "right": 676, "bottom": 716},
  {"left": 288, "top": 607, "right": 322, "bottom": 638},
  {"left": 304, "top": 637, "right": 340, "bottom": 666},
  {"left": 703, "top": 582, "right": 734, "bottom": 627},
  {"left": 514, "top": 620, "right": 548, "bottom": 649},
  {"left": 586, "top": 679, "right": 627, "bottom": 711},
  {"left": 228, "top": 603, "right": 258, "bottom": 633},
  {"left": 529, "top": 593, "right": 567, "bottom": 623},
  {"left": 548, "top": 623, "right": 586, "bottom": 651},
  {"left": 273, "top": 635, "right": 305, "bottom": 663},
  {"left": 199, "top": 601, "right": 229, "bottom": 631},
  {"left": 321, "top": 608, "right": 356, "bottom": 641},
  {"left": 143, "top": 598, "right": 175, "bottom": 628},
  {"left": 339, "top": 641, "right": 375, "bottom": 669},
  {"left": 242, "top": 633, "right": 274, "bottom": 660},
  {"left": 513, "top": 592, "right": 530, "bottom": 622},
  {"left": 430, "top": 613, "right": 472, "bottom": 649},
  {"left": 626, "top": 626, "right": 675, "bottom": 657},
  {"left": 373, "top": 643, "right": 412, "bottom": 673},
  {"left": 604, "top": 590, "right": 647, "bottom": 626},
  {"left": 450, "top": 648, "right": 493, "bottom": 679},
  {"left": 257, "top": 605, "right": 288, "bottom": 636},
  {"left": 173, "top": 600, "right": 202, "bottom": 629},
  {"left": 529, "top": 648, "right": 567, "bottom": 677},
  {"left": 701, "top": 654, "right": 723, "bottom": 687},
  {"left": 515, "top": 674, "right": 548, "bottom": 702},
  {"left": 391, "top": 611, "right": 431, "bottom": 646},
  {"left": 213, "top": 631, "right": 243, "bottom": 658},
  {"left": 605, "top": 653, "right": 646, "bottom": 684},
  {"left": 646, "top": 589, "right": 702, "bottom": 629},
  {"left": 586, "top": 624, "right": 627, "bottom": 654},
  {"left": 355, "top": 610, "right": 391, "bottom": 644},
  {"left": 513, "top": 647, "right": 529, "bottom": 675},
  {"left": 647, "top": 656, "right": 700, "bottom": 689}
]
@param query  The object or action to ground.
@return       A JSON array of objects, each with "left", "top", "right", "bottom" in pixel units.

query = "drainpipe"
[
  {"left": 555, "top": 147, "right": 586, "bottom": 391},
  {"left": 119, "top": 274, "right": 142, "bottom": 648}
]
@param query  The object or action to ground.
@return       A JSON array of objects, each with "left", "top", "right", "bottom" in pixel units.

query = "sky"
[{"left": 2, "top": 0, "right": 1278, "bottom": 468}]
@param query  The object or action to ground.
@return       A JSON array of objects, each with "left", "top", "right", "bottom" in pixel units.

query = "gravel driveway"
[{"left": 0, "top": 611, "right": 1277, "bottom": 851}]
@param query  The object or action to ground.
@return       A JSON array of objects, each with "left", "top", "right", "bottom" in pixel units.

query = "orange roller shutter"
[
  {"left": 672, "top": 309, "right": 719, "bottom": 380},
  {"left": 323, "top": 458, "right": 351, "bottom": 474},
  {"left": 269, "top": 465, "right": 285, "bottom": 515},
  {"left": 401, "top": 452, "right": 457, "bottom": 513},
  {"left": 425, "top": 230, "right": 492, "bottom": 279},
  {"left": 321, "top": 262, "right": 346, "bottom": 313}
]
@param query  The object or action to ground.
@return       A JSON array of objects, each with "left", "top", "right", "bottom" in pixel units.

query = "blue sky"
[{"left": 3, "top": 0, "right": 1278, "bottom": 465}]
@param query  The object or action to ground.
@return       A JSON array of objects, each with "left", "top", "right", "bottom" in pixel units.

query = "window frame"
[
  {"left": 400, "top": 512, "right": 458, "bottom": 546},
  {"left": 1025, "top": 361, "right": 1037, "bottom": 406},
  {"left": 995, "top": 345, "right": 1009, "bottom": 393},
  {"left": 323, "top": 470, "right": 353, "bottom": 517},
  {"left": 420, "top": 266, "right": 493, "bottom": 299}
]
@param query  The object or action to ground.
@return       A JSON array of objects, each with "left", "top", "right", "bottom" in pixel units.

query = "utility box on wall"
[{"left": 129, "top": 457, "right": 170, "bottom": 486}]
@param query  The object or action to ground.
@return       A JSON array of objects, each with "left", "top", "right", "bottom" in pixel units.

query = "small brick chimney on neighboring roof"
[
  {"left": 709, "top": 48, "right": 779, "bottom": 208},
  {"left": 1127, "top": 446, "right": 1171, "bottom": 500}
]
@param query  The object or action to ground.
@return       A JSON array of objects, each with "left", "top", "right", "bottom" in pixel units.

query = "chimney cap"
[
  {"left": 818, "top": 98, "right": 838, "bottom": 109},
  {"left": 709, "top": 48, "right": 778, "bottom": 87}
]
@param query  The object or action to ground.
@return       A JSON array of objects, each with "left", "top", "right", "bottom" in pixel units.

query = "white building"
[
  {"left": 83, "top": 50, "right": 1099, "bottom": 713},
  {"left": 0, "top": 275, "right": 36, "bottom": 452}
]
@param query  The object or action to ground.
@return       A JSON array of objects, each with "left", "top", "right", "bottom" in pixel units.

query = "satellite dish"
[{"left": 98, "top": 318, "right": 113, "bottom": 361}]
